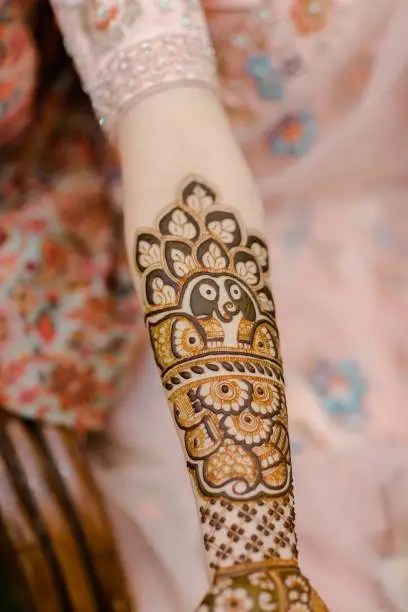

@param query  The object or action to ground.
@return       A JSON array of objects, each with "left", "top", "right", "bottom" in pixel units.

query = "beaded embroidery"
[{"left": 51, "top": 0, "right": 217, "bottom": 131}]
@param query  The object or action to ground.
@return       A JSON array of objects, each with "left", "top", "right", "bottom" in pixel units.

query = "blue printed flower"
[
  {"left": 246, "top": 54, "right": 284, "bottom": 101},
  {"left": 270, "top": 110, "right": 317, "bottom": 157},
  {"left": 309, "top": 359, "right": 366, "bottom": 421}
]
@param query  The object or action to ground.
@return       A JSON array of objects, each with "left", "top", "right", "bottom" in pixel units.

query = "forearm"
[
  {"left": 119, "top": 87, "right": 297, "bottom": 573},
  {"left": 119, "top": 87, "right": 263, "bottom": 237}
]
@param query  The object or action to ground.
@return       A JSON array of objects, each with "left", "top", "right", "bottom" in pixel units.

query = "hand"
[{"left": 195, "top": 560, "right": 328, "bottom": 612}]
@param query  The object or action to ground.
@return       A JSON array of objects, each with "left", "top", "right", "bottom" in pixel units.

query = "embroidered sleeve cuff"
[{"left": 51, "top": 0, "right": 218, "bottom": 134}]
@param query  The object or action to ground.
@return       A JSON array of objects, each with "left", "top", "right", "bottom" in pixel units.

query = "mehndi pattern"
[
  {"left": 134, "top": 178, "right": 297, "bottom": 569},
  {"left": 197, "top": 559, "right": 328, "bottom": 612}
]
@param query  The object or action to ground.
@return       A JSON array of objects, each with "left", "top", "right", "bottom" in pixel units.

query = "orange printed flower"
[
  {"left": 89, "top": 0, "right": 120, "bottom": 31},
  {"left": 70, "top": 296, "right": 124, "bottom": 331},
  {"left": 0, "top": 82, "right": 14, "bottom": 101},
  {"left": 41, "top": 236, "right": 68, "bottom": 277},
  {"left": 36, "top": 311, "right": 55, "bottom": 343},
  {"left": 94, "top": 6, "right": 119, "bottom": 31},
  {"left": 49, "top": 363, "right": 97, "bottom": 411},
  {"left": 291, "top": 0, "right": 333, "bottom": 35}
]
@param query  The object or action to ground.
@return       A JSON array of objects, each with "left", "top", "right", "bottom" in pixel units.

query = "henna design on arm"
[{"left": 134, "top": 178, "right": 329, "bottom": 611}]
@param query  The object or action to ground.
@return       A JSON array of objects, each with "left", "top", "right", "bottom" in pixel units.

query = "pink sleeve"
[{"left": 50, "top": 0, "right": 217, "bottom": 133}]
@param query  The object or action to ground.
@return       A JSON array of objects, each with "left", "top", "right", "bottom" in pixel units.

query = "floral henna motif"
[
  {"left": 134, "top": 177, "right": 298, "bottom": 569},
  {"left": 195, "top": 560, "right": 329, "bottom": 612}
]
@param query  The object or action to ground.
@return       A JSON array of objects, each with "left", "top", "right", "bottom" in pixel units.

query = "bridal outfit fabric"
[
  {"left": 1, "top": 1, "right": 408, "bottom": 611},
  {"left": 0, "top": 0, "right": 145, "bottom": 431}
]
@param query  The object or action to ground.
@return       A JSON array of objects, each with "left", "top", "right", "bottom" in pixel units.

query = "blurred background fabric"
[{"left": 0, "top": 0, "right": 144, "bottom": 431}]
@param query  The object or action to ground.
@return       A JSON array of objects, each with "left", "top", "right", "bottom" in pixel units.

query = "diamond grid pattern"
[{"left": 200, "top": 491, "right": 298, "bottom": 570}]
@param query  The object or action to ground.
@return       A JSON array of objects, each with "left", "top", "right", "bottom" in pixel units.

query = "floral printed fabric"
[
  {"left": 0, "top": 171, "right": 141, "bottom": 430},
  {"left": 0, "top": 0, "right": 143, "bottom": 430}
]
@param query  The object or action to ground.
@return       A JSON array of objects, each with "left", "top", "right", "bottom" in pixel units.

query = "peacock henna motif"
[{"left": 134, "top": 177, "right": 291, "bottom": 503}]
